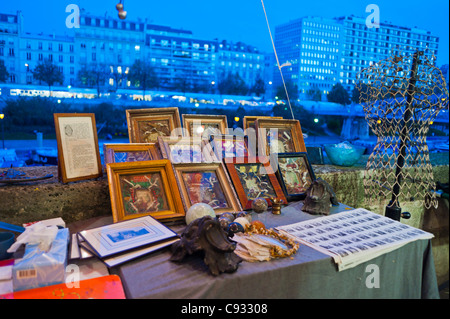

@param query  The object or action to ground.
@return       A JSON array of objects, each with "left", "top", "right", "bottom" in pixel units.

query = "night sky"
[{"left": 2, "top": 0, "right": 449, "bottom": 66}]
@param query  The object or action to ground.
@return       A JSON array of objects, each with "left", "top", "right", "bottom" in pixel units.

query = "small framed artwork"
[
  {"left": 103, "top": 143, "right": 161, "bottom": 164},
  {"left": 54, "top": 113, "right": 103, "bottom": 183},
  {"left": 255, "top": 118, "right": 306, "bottom": 155},
  {"left": 243, "top": 116, "right": 282, "bottom": 132},
  {"left": 277, "top": 152, "right": 316, "bottom": 201},
  {"left": 211, "top": 135, "right": 253, "bottom": 160},
  {"left": 106, "top": 160, "right": 185, "bottom": 223},
  {"left": 173, "top": 162, "right": 242, "bottom": 215},
  {"left": 157, "top": 136, "right": 217, "bottom": 163},
  {"left": 224, "top": 156, "right": 287, "bottom": 210},
  {"left": 126, "top": 107, "right": 182, "bottom": 143},
  {"left": 182, "top": 114, "right": 228, "bottom": 138}
]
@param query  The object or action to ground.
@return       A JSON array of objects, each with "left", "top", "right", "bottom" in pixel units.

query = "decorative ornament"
[
  {"left": 185, "top": 203, "right": 216, "bottom": 225},
  {"left": 251, "top": 197, "right": 268, "bottom": 214},
  {"left": 234, "top": 217, "right": 250, "bottom": 229},
  {"left": 270, "top": 197, "right": 285, "bottom": 215},
  {"left": 236, "top": 211, "right": 252, "bottom": 223},
  {"left": 170, "top": 216, "right": 242, "bottom": 276},
  {"left": 115, "top": 1, "right": 127, "bottom": 20}
]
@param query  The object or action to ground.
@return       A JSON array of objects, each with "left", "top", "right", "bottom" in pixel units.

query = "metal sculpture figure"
[{"left": 356, "top": 50, "right": 448, "bottom": 220}]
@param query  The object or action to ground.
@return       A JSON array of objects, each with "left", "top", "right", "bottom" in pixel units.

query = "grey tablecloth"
[{"left": 112, "top": 202, "right": 440, "bottom": 299}]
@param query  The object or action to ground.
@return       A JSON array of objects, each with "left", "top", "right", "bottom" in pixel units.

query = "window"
[{"left": 59, "top": 44, "right": 63, "bottom": 52}]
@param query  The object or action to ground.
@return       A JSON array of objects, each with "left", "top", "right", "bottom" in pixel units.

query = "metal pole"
[{"left": 385, "top": 51, "right": 422, "bottom": 221}]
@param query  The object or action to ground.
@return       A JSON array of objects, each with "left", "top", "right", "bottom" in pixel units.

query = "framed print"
[
  {"left": 243, "top": 116, "right": 282, "bottom": 132},
  {"left": 173, "top": 162, "right": 242, "bottom": 215},
  {"left": 126, "top": 107, "right": 182, "bottom": 143},
  {"left": 211, "top": 134, "right": 253, "bottom": 160},
  {"left": 182, "top": 114, "right": 228, "bottom": 138},
  {"left": 224, "top": 156, "right": 287, "bottom": 210},
  {"left": 158, "top": 136, "right": 217, "bottom": 163},
  {"left": 54, "top": 113, "right": 103, "bottom": 183},
  {"left": 106, "top": 160, "right": 185, "bottom": 222},
  {"left": 277, "top": 152, "right": 316, "bottom": 201},
  {"left": 255, "top": 118, "right": 307, "bottom": 155},
  {"left": 103, "top": 143, "right": 161, "bottom": 164}
]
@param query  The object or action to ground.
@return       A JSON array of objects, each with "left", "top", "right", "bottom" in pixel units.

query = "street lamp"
[{"left": 0, "top": 113, "right": 5, "bottom": 149}]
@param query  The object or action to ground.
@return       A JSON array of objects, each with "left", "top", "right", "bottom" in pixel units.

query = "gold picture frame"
[
  {"left": 243, "top": 116, "right": 282, "bottom": 132},
  {"left": 54, "top": 113, "right": 103, "bottom": 183},
  {"left": 126, "top": 107, "right": 182, "bottom": 143},
  {"left": 157, "top": 136, "right": 217, "bottom": 163},
  {"left": 106, "top": 160, "right": 185, "bottom": 223},
  {"left": 103, "top": 143, "right": 161, "bottom": 164},
  {"left": 255, "top": 118, "right": 307, "bottom": 155},
  {"left": 182, "top": 114, "right": 228, "bottom": 138},
  {"left": 173, "top": 162, "right": 242, "bottom": 215}
]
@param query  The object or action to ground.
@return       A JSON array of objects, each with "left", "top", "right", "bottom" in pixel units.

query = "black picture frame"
[{"left": 276, "top": 152, "right": 316, "bottom": 201}]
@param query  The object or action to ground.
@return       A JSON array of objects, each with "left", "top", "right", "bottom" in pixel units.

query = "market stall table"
[{"left": 69, "top": 201, "right": 439, "bottom": 299}]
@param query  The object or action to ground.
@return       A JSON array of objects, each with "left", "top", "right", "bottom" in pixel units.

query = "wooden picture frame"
[
  {"left": 157, "top": 136, "right": 218, "bottom": 163},
  {"left": 173, "top": 162, "right": 242, "bottom": 215},
  {"left": 211, "top": 134, "right": 253, "bottom": 160},
  {"left": 54, "top": 113, "right": 103, "bottom": 183},
  {"left": 243, "top": 116, "right": 282, "bottom": 132},
  {"left": 182, "top": 114, "right": 228, "bottom": 138},
  {"left": 103, "top": 143, "right": 161, "bottom": 164},
  {"left": 224, "top": 156, "right": 287, "bottom": 210},
  {"left": 126, "top": 107, "right": 182, "bottom": 143},
  {"left": 255, "top": 118, "right": 307, "bottom": 155},
  {"left": 106, "top": 160, "right": 185, "bottom": 223},
  {"left": 277, "top": 152, "right": 316, "bottom": 201}
]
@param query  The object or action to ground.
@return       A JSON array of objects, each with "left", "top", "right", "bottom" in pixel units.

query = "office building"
[{"left": 273, "top": 15, "right": 440, "bottom": 100}]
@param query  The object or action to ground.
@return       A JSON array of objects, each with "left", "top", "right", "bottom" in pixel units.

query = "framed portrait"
[
  {"left": 243, "top": 116, "right": 282, "bottom": 132},
  {"left": 158, "top": 136, "right": 217, "bottom": 163},
  {"left": 54, "top": 113, "right": 103, "bottom": 183},
  {"left": 211, "top": 134, "right": 254, "bottom": 160},
  {"left": 103, "top": 143, "right": 161, "bottom": 164},
  {"left": 277, "top": 152, "right": 316, "bottom": 201},
  {"left": 173, "top": 162, "right": 242, "bottom": 215},
  {"left": 255, "top": 118, "right": 307, "bottom": 155},
  {"left": 126, "top": 107, "right": 182, "bottom": 143},
  {"left": 106, "top": 160, "right": 185, "bottom": 223},
  {"left": 224, "top": 156, "right": 287, "bottom": 210},
  {"left": 182, "top": 114, "right": 228, "bottom": 138}
]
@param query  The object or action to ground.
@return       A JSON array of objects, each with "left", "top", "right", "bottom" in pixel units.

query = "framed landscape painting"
[
  {"left": 224, "top": 156, "right": 287, "bottom": 210},
  {"left": 126, "top": 107, "right": 182, "bottom": 143},
  {"left": 173, "top": 162, "right": 242, "bottom": 215},
  {"left": 54, "top": 113, "right": 103, "bottom": 183},
  {"left": 182, "top": 114, "right": 228, "bottom": 138},
  {"left": 106, "top": 160, "right": 185, "bottom": 222},
  {"left": 255, "top": 118, "right": 307, "bottom": 155},
  {"left": 103, "top": 143, "right": 161, "bottom": 164},
  {"left": 277, "top": 152, "right": 316, "bottom": 201}
]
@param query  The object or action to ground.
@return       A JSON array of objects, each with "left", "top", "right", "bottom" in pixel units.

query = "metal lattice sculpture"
[{"left": 356, "top": 50, "right": 448, "bottom": 220}]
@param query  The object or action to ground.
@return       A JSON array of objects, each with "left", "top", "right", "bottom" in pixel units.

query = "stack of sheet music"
[
  {"left": 69, "top": 216, "right": 179, "bottom": 268},
  {"left": 276, "top": 208, "right": 434, "bottom": 271}
]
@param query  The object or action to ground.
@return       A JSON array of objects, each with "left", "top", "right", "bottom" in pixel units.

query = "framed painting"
[
  {"left": 103, "top": 143, "right": 161, "bottom": 164},
  {"left": 126, "top": 107, "right": 182, "bottom": 143},
  {"left": 54, "top": 113, "right": 103, "bottom": 183},
  {"left": 243, "top": 116, "right": 282, "bottom": 132},
  {"left": 277, "top": 152, "right": 316, "bottom": 201},
  {"left": 182, "top": 114, "right": 228, "bottom": 138},
  {"left": 158, "top": 136, "right": 217, "bottom": 163},
  {"left": 173, "top": 162, "right": 242, "bottom": 215},
  {"left": 106, "top": 160, "right": 185, "bottom": 222},
  {"left": 224, "top": 156, "right": 287, "bottom": 210},
  {"left": 255, "top": 118, "right": 306, "bottom": 155},
  {"left": 211, "top": 134, "right": 253, "bottom": 160}
]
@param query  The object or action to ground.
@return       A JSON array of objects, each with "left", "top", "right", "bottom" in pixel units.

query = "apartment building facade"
[{"left": 0, "top": 11, "right": 265, "bottom": 95}]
